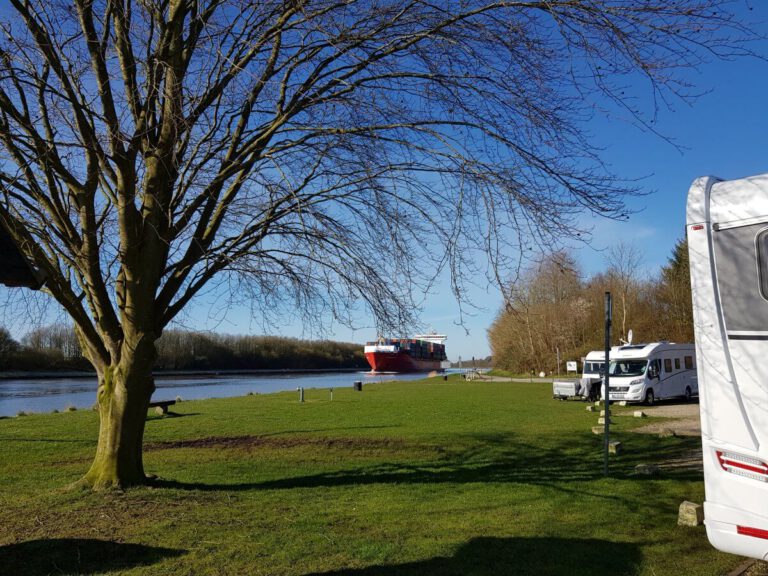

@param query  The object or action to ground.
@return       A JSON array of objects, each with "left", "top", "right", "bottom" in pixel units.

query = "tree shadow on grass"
[
  {"left": 0, "top": 538, "right": 185, "bottom": 575},
  {"left": 302, "top": 536, "right": 642, "bottom": 576},
  {"left": 0, "top": 436, "right": 93, "bottom": 444},
  {"left": 152, "top": 432, "right": 703, "bottom": 493}
]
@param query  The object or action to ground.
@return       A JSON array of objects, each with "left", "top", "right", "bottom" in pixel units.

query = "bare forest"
[
  {"left": 0, "top": 327, "right": 364, "bottom": 371},
  {"left": 488, "top": 239, "right": 692, "bottom": 374}
]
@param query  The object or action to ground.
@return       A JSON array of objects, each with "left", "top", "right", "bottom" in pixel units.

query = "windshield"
[{"left": 609, "top": 359, "right": 648, "bottom": 377}]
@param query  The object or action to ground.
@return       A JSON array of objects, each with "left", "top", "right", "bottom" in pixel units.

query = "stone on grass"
[
  {"left": 634, "top": 464, "right": 660, "bottom": 476},
  {"left": 658, "top": 429, "right": 676, "bottom": 438},
  {"left": 597, "top": 417, "right": 613, "bottom": 425},
  {"left": 608, "top": 441, "right": 623, "bottom": 455},
  {"left": 594, "top": 401, "right": 601, "bottom": 407},
  {"left": 586, "top": 406, "right": 596, "bottom": 412},
  {"left": 634, "top": 410, "right": 646, "bottom": 418},
  {"left": 591, "top": 426, "right": 604, "bottom": 435},
  {"left": 678, "top": 501, "right": 704, "bottom": 526},
  {"left": 618, "top": 401, "right": 628, "bottom": 406},
  {"left": 154, "top": 406, "right": 166, "bottom": 416}
]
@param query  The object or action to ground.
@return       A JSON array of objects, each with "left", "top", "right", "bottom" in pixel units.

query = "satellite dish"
[{"left": 627, "top": 329, "right": 634, "bottom": 344}]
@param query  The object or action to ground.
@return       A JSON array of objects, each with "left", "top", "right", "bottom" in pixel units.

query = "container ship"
[{"left": 364, "top": 334, "right": 448, "bottom": 373}]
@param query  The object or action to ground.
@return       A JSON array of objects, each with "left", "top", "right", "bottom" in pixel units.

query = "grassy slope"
[{"left": 0, "top": 376, "right": 744, "bottom": 575}]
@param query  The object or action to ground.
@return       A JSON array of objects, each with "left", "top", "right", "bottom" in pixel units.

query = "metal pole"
[{"left": 604, "top": 292, "right": 612, "bottom": 476}]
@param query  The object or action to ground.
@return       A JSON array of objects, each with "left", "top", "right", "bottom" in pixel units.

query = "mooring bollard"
[
  {"left": 353, "top": 381, "right": 362, "bottom": 391},
  {"left": 330, "top": 387, "right": 334, "bottom": 401},
  {"left": 298, "top": 387, "right": 304, "bottom": 403}
]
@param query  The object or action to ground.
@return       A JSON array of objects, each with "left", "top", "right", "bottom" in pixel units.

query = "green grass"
[{"left": 0, "top": 376, "right": 746, "bottom": 575}]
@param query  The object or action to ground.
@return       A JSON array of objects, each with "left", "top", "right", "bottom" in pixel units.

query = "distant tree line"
[
  {"left": 488, "top": 239, "right": 692, "bottom": 374},
  {"left": 154, "top": 331, "right": 366, "bottom": 371},
  {"left": 0, "top": 327, "right": 366, "bottom": 372}
]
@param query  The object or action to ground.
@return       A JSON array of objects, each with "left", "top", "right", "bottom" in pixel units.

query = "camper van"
[
  {"left": 688, "top": 173, "right": 768, "bottom": 560},
  {"left": 552, "top": 350, "right": 605, "bottom": 399},
  {"left": 606, "top": 342, "right": 697, "bottom": 404}
]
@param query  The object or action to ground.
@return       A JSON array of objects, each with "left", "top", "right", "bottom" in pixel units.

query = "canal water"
[{"left": 0, "top": 371, "right": 432, "bottom": 417}]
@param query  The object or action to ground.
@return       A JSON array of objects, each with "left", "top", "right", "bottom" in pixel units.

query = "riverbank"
[{"left": 0, "top": 376, "right": 749, "bottom": 575}]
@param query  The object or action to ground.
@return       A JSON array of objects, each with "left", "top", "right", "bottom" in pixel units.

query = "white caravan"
[
  {"left": 688, "top": 173, "right": 768, "bottom": 560},
  {"left": 583, "top": 350, "right": 606, "bottom": 382},
  {"left": 552, "top": 350, "right": 605, "bottom": 399},
  {"left": 606, "top": 342, "right": 697, "bottom": 404}
]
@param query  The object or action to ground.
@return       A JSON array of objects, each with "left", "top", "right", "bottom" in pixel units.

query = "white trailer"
[
  {"left": 606, "top": 342, "right": 697, "bottom": 404},
  {"left": 688, "top": 173, "right": 768, "bottom": 560},
  {"left": 552, "top": 350, "right": 605, "bottom": 399}
]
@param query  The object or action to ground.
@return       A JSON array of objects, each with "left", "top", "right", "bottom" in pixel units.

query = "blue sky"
[
  {"left": 337, "top": 9, "right": 768, "bottom": 362},
  {"left": 191, "top": 31, "right": 768, "bottom": 363},
  {"left": 4, "top": 3, "right": 768, "bottom": 364}
]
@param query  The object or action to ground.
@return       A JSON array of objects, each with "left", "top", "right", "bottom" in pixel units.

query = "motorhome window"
[
  {"left": 674, "top": 358, "right": 680, "bottom": 370},
  {"left": 664, "top": 358, "right": 672, "bottom": 373},
  {"left": 685, "top": 356, "right": 693, "bottom": 369},
  {"left": 585, "top": 362, "right": 604, "bottom": 374},
  {"left": 608, "top": 360, "right": 647, "bottom": 377},
  {"left": 758, "top": 228, "right": 768, "bottom": 300}
]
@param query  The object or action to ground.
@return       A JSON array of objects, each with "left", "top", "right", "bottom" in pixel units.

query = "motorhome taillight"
[
  {"left": 737, "top": 526, "right": 768, "bottom": 540},
  {"left": 716, "top": 450, "right": 768, "bottom": 482},
  {"left": 691, "top": 224, "right": 704, "bottom": 231}
]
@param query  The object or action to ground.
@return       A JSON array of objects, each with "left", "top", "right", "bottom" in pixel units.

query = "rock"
[
  {"left": 597, "top": 417, "right": 613, "bottom": 425},
  {"left": 591, "top": 426, "right": 604, "bottom": 435},
  {"left": 619, "top": 401, "right": 628, "bottom": 406},
  {"left": 678, "top": 501, "right": 704, "bottom": 526},
  {"left": 594, "top": 401, "right": 601, "bottom": 407},
  {"left": 586, "top": 406, "right": 595, "bottom": 412},
  {"left": 634, "top": 464, "right": 660, "bottom": 476},
  {"left": 633, "top": 411, "right": 646, "bottom": 418},
  {"left": 609, "top": 441, "right": 623, "bottom": 455},
  {"left": 154, "top": 406, "right": 166, "bottom": 416},
  {"left": 658, "top": 429, "right": 676, "bottom": 438}
]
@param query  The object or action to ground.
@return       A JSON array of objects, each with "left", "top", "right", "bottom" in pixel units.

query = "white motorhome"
[
  {"left": 552, "top": 350, "right": 605, "bottom": 399},
  {"left": 606, "top": 342, "right": 697, "bottom": 404},
  {"left": 688, "top": 173, "right": 768, "bottom": 560}
]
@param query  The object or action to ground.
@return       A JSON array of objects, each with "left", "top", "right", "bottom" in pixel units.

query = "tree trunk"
[{"left": 78, "top": 338, "right": 157, "bottom": 489}]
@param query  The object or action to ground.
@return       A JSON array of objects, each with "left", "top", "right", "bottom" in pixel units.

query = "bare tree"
[
  {"left": 605, "top": 241, "right": 644, "bottom": 343},
  {"left": 0, "top": 0, "right": 755, "bottom": 488},
  {"left": 489, "top": 251, "right": 583, "bottom": 374}
]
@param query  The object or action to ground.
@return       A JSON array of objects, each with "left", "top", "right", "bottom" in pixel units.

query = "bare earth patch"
[
  {"left": 144, "top": 435, "right": 413, "bottom": 452},
  {"left": 630, "top": 403, "right": 702, "bottom": 437},
  {"left": 629, "top": 403, "right": 703, "bottom": 474}
]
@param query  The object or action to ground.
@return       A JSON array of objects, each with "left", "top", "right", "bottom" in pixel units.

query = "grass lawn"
[{"left": 0, "top": 376, "right": 748, "bottom": 575}]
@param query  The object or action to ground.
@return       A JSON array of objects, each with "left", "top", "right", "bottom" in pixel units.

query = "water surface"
[{"left": 0, "top": 371, "right": 432, "bottom": 417}]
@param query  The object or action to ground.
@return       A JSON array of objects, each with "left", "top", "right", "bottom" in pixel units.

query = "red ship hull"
[{"left": 365, "top": 351, "right": 442, "bottom": 373}]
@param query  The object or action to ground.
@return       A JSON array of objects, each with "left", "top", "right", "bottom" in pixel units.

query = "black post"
[{"left": 604, "top": 291, "right": 612, "bottom": 476}]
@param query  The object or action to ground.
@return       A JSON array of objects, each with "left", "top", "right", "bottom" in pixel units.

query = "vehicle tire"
[
  {"left": 645, "top": 389, "right": 655, "bottom": 406},
  {"left": 684, "top": 386, "right": 692, "bottom": 402}
]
